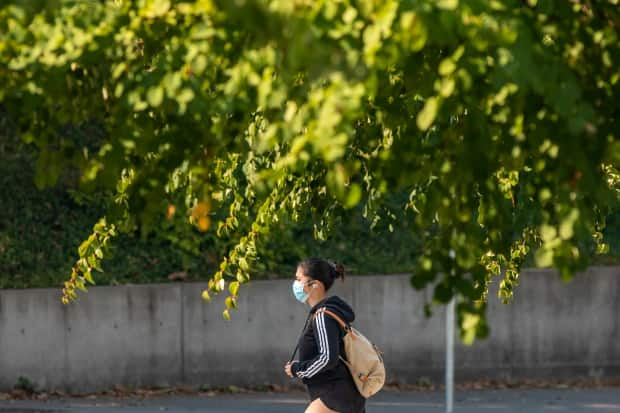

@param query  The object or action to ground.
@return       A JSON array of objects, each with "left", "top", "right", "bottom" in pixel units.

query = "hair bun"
[{"left": 330, "top": 261, "right": 345, "bottom": 281}]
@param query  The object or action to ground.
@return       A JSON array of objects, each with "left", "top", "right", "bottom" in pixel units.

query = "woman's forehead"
[{"left": 295, "top": 268, "right": 307, "bottom": 278}]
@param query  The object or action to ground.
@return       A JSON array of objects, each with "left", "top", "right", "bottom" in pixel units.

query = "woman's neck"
[{"left": 307, "top": 293, "right": 327, "bottom": 308}]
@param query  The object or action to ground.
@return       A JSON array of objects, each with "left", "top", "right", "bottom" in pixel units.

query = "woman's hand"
[{"left": 284, "top": 362, "right": 294, "bottom": 378}]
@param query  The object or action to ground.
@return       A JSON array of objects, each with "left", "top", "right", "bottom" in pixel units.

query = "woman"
[{"left": 284, "top": 258, "right": 366, "bottom": 413}]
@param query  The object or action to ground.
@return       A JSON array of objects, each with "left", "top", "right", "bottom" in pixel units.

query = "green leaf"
[
  {"left": 460, "top": 312, "right": 481, "bottom": 345},
  {"left": 559, "top": 209, "right": 579, "bottom": 240},
  {"left": 76, "top": 278, "right": 88, "bottom": 292},
  {"left": 436, "top": 0, "right": 459, "bottom": 10},
  {"left": 540, "top": 224, "right": 557, "bottom": 242},
  {"left": 177, "top": 88, "right": 195, "bottom": 104},
  {"left": 142, "top": 0, "right": 171, "bottom": 18},
  {"left": 400, "top": 12, "right": 427, "bottom": 52},
  {"left": 83, "top": 269, "right": 95, "bottom": 285},
  {"left": 78, "top": 239, "right": 91, "bottom": 257},
  {"left": 535, "top": 247, "right": 553, "bottom": 267},
  {"left": 236, "top": 271, "right": 249, "bottom": 283},
  {"left": 417, "top": 97, "right": 439, "bottom": 131},
  {"left": 229, "top": 281, "right": 240, "bottom": 296},
  {"left": 344, "top": 184, "right": 362, "bottom": 209},
  {"left": 438, "top": 77, "right": 455, "bottom": 97},
  {"left": 147, "top": 86, "right": 164, "bottom": 107},
  {"left": 76, "top": 258, "right": 89, "bottom": 273},
  {"left": 438, "top": 59, "right": 456, "bottom": 76},
  {"left": 87, "top": 255, "right": 101, "bottom": 272},
  {"left": 238, "top": 257, "right": 249, "bottom": 271},
  {"left": 411, "top": 273, "right": 430, "bottom": 289},
  {"left": 225, "top": 296, "right": 237, "bottom": 309},
  {"left": 433, "top": 282, "right": 453, "bottom": 303}
]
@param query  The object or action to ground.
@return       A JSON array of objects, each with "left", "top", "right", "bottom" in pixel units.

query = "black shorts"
[{"left": 307, "top": 378, "right": 366, "bottom": 413}]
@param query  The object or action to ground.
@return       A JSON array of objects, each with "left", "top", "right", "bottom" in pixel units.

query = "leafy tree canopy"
[{"left": 1, "top": 0, "right": 618, "bottom": 343}]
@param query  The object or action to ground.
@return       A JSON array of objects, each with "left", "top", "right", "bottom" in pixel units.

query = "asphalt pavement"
[{"left": 0, "top": 388, "right": 619, "bottom": 413}]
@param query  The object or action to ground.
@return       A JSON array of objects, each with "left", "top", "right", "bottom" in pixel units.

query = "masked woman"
[{"left": 284, "top": 258, "right": 365, "bottom": 413}]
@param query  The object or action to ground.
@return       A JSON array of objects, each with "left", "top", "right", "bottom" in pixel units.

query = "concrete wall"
[{"left": 0, "top": 267, "right": 618, "bottom": 393}]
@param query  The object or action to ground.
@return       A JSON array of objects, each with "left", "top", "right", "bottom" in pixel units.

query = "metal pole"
[{"left": 446, "top": 297, "right": 455, "bottom": 413}]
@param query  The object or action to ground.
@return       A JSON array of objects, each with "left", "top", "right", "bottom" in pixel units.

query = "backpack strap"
[
  {"left": 288, "top": 311, "right": 313, "bottom": 363},
  {"left": 289, "top": 308, "right": 352, "bottom": 363},
  {"left": 315, "top": 308, "right": 356, "bottom": 340},
  {"left": 315, "top": 308, "right": 358, "bottom": 369}
]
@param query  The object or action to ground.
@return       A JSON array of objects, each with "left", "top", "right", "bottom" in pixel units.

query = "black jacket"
[{"left": 291, "top": 296, "right": 355, "bottom": 386}]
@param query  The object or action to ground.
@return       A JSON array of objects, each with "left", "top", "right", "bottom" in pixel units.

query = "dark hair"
[{"left": 297, "top": 257, "right": 345, "bottom": 291}]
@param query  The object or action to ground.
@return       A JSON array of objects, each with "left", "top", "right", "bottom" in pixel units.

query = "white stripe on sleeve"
[{"left": 297, "top": 312, "right": 330, "bottom": 378}]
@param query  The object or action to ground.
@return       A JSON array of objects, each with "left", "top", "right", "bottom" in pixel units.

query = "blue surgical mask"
[{"left": 292, "top": 280, "right": 309, "bottom": 303}]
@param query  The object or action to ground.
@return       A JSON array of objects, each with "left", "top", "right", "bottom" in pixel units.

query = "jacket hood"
[{"left": 310, "top": 295, "right": 355, "bottom": 324}]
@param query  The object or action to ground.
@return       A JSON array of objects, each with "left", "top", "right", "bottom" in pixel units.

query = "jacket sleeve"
[{"left": 291, "top": 312, "right": 340, "bottom": 379}]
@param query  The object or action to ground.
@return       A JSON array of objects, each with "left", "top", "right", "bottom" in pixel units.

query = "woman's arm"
[{"left": 290, "top": 312, "right": 340, "bottom": 378}]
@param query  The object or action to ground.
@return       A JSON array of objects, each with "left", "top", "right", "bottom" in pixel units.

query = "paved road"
[{"left": 0, "top": 388, "right": 619, "bottom": 413}]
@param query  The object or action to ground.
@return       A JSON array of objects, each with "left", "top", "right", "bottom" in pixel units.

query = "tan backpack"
[{"left": 316, "top": 308, "right": 386, "bottom": 398}]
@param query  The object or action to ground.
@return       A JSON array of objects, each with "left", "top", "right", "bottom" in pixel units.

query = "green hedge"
[{"left": 0, "top": 128, "right": 422, "bottom": 289}]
